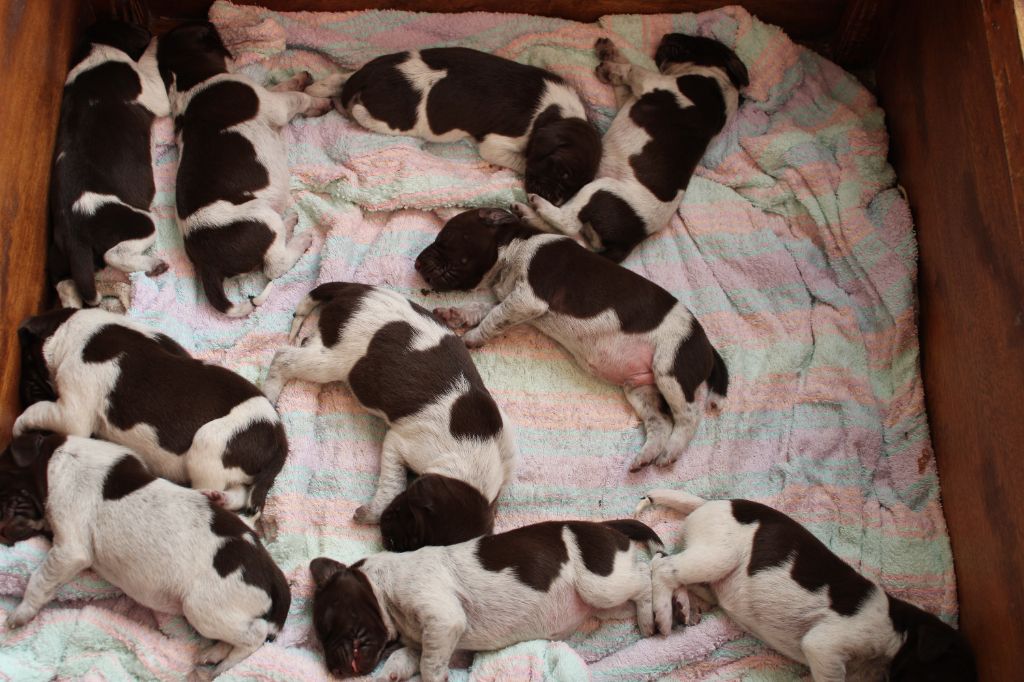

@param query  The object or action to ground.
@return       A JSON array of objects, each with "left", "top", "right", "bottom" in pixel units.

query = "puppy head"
[
  {"left": 18, "top": 309, "right": 75, "bottom": 407},
  {"left": 415, "top": 209, "right": 530, "bottom": 291},
  {"left": 655, "top": 34, "right": 749, "bottom": 90},
  {"left": 156, "top": 21, "right": 232, "bottom": 91},
  {"left": 310, "top": 558, "right": 390, "bottom": 678},
  {"left": 0, "top": 433, "right": 65, "bottom": 546},
  {"left": 82, "top": 19, "right": 152, "bottom": 61},
  {"left": 889, "top": 599, "right": 976, "bottom": 682},
  {"left": 379, "top": 474, "right": 494, "bottom": 552},
  {"left": 525, "top": 117, "right": 602, "bottom": 206}
]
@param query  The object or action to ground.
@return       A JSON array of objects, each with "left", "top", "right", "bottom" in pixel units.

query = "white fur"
[
  {"left": 167, "top": 70, "right": 329, "bottom": 317},
  {"left": 516, "top": 47, "right": 740, "bottom": 251},
  {"left": 438, "top": 235, "right": 713, "bottom": 470},
  {"left": 358, "top": 524, "right": 655, "bottom": 682},
  {"left": 5, "top": 436, "right": 282, "bottom": 677},
  {"left": 640, "top": 490, "right": 904, "bottom": 681},
  {"left": 307, "top": 50, "right": 588, "bottom": 174},
  {"left": 12, "top": 309, "right": 281, "bottom": 512},
  {"left": 263, "top": 286, "right": 515, "bottom": 522}
]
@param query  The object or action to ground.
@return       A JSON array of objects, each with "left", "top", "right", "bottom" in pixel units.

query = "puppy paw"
[
  {"left": 595, "top": 63, "right": 614, "bottom": 84},
  {"left": 305, "top": 96, "right": 333, "bottom": 117},
  {"left": 6, "top": 603, "right": 37, "bottom": 629},
  {"left": 594, "top": 37, "right": 618, "bottom": 61},
  {"left": 654, "top": 449, "right": 683, "bottom": 468},
  {"left": 462, "top": 328, "right": 486, "bottom": 349},
  {"left": 295, "top": 71, "right": 313, "bottom": 89},
  {"left": 187, "top": 668, "right": 215, "bottom": 682},
  {"left": 197, "top": 641, "right": 232, "bottom": 665},
  {"left": 200, "top": 490, "right": 228, "bottom": 507},
  {"left": 146, "top": 261, "right": 169, "bottom": 278},
  {"left": 433, "top": 307, "right": 470, "bottom": 330},
  {"left": 290, "top": 229, "right": 314, "bottom": 254},
  {"left": 628, "top": 451, "right": 657, "bottom": 473},
  {"left": 353, "top": 505, "right": 380, "bottom": 525}
]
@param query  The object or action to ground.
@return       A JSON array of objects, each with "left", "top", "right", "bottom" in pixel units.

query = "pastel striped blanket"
[{"left": 0, "top": 2, "right": 957, "bottom": 680}]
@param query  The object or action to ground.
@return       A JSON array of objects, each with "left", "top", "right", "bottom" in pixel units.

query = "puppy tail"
[
  {"left": 602, "top": 519, "right": 664, "bottom": 554},
  {"left": 197, "top": 264, "right": 253, "bottom": 317},
  {"left": 288, "top": 290, "right": 324, "bottom": 343},
  {"left": 706, "top": 347, "right": 729, "bottom": 412},
  {"left": 305, "top": 72, "right": 352, "bottom": 98},
  {"left": 636, "top": 489, "right": 707, "bottom": 518},
  {"left": 67, "top": 238, "right": 100, "bottom": 307}
]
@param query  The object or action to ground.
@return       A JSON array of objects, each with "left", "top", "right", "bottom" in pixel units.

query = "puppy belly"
[
  {"left": 576, "top": 337, "right": 656, "bottom": 386},
  {"left": 460, "top": 585, "right": 592, "bottom": 650}
]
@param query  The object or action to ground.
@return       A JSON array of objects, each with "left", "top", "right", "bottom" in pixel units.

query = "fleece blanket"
[{"left": 0, "top": 2, "right": 957, "bottom": 680}]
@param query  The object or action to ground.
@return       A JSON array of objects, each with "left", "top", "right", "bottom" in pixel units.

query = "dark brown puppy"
[
  {"left": 417, "top": 209, "right": 728, "bottom": 471},
  {"left": 306, "top": 47, "right": 601, "bottom": 206}
]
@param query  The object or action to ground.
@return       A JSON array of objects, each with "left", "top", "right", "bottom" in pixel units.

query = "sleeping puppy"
[
  {"left": 416, "top": 209, "right": 728, "bottom": 471},
  {"left": 514, "top": 34, "right": 748, "bottom": 262},
  {"left": 5, "top": 432, "right": 290, "bottom": 678},
  {"left": 262, "top": 282, "right": 515, "bottom": 551},
  {"left": 157, "top": 22, "right": 332, "bottom": 317},
  {"left": 50, "top": 19, "right": 171, "bottom": 310},
  {"left": 309, "top": 518, "right": 661, "bottom": 680},
  {"left": 305, "top": 47, "right": 601, "bottom": 206},
  {"left": 638, "top": 490, "right": 977, "bottom": 682},
  {"left": 13, "top": 307, "right": 287, "bottom": 519}
]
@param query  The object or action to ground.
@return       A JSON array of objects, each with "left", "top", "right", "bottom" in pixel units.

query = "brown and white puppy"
[
  {"left": 309, "top": 519, "right": 661, "bottom": 680},
  {"left": 157, "top": 22, "right": 332, "bottom": 317},
  {"left": 5, "top": 432, "right": 290, "bottom": 678},
  {"left": 263, "top": 282, "right": 515, "bottom": 551},
  {"left": 13, "top": 307, "right": 287, "bottom": 518},
  {"left": 638, "top": 489, "right": 976, "bottom": 682},
  {"left": 306, "top": 47, "right": 601, "bottom": 206},
  {"left": 514, "top": 34, "right": 747, "bottom": 262},
  {"left": 50, "top": 19, "right": 171, "bottom": 310},
  {"left": 416, "top": 208, "right": 728, "bottom": 471}
]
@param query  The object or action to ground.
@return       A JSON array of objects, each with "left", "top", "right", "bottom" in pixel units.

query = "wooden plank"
[
  {"left": 876, "top": 0, "right": 1024, "bottom": 678},
  {"left": 832, "top": 0, "right": 894, "bottom": 66},
  {"left": 0, "top": 0, "right": 85, "bottom": 436},
  {"left": 142, "top": 0, "right": 846, "bottom": 39}
]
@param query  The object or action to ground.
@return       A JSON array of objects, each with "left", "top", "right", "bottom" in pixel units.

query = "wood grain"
[
  {"left": 143, "top": 0, "right": 846, "bottom": 39},
  {"left": 877, "top": 0, "right": 1024, "bottom": 678},
  {"left": 0, "top": 0, "right": 84, "bottom": 437},
  {"left": 832, "top": 0, "right": 894, "bottom": 66}
]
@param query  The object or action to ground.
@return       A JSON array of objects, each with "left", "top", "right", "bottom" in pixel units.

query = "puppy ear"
[
  {"left": 917, "top": 619, "right": 957, "bottom": 662},
  {"left": 477, "top": 209, "right": 518, "bottom": 227},
  {"left": 310, "top": 557, "right": 347, "bottom": 587},
  {"left": 10, "top": 433, "right": 48, "bottom": 468},
  {"left": 724, "top": 52, "right": 749, "bottom": 89}
]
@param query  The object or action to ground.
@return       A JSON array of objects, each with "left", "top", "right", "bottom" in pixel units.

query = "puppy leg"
[
  {"left": 55, "top": 279, "right": 84, "bottom": 308},
  {"left": 95, "top": 281, "right": 134, "bottom": 313},
  {"left": 104, "top": 230, "right": 166, "bottom": 277},
  {"left": 263, "top": 90, "right": 332, "bottom": 126},
  {"left": 461, "top": 287, "right": 547, "bottom": 348},
  {"left": 525, "top": 192, "right": 584, "bottom": 237},
  {"left": 653, "top": 375, "right": 703, "bottom": 467},
  {"left": 651, "top": 549, "right": 735, "bottom": 635},
  {"left": 577, "top": 550, "right": 655, "bottom": 636},
  {"left": 802, "top": 625, "right": 849, "bottom": 682},
  {"left": 261, "top": 216, "right": 312, "bottom": 282},
  {"left": 262, "top": 342, "right": 343, "bottom": 404},
  {"left": 184, "top": 595, "right": 269, "bottom": 676},
  {"left": 594, "top": 38, "right": 632, "bottom": 107},
  {"left": 354, "top": 431, "right": 408, "bottom": 524},
  {"left": 305, "top": 73, "right": 350, "bottom": 98},
  {"left": 623, "top": 384, "right": 672, "bottom": 472},
  {"left": 270, "top": 71, "right": 313, "bottom": 92},
  {"left": 432, "top": 303, "right": 495, "bottom": 330},
  {"left": 375, "top": 646, "right": 420, "bottom": 682},
  {"left": 13, "top": 400, "right": 93, "bottom": 437},
  {"left": 418, "top": 611, "right": 466, "bottom": 682},
  {"left": 7, "top": 542, "right": 91, "bottom": 627},
  {"left": 478, "top": 135, "right": 527, "bottom": 173},
  {"left": 196, "top": 641, "right": 233, "bottom": 665}
]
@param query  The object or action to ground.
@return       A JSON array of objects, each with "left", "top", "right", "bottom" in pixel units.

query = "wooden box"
[{"left": 1, "top": 0, "right": 1020, "bottom": 678}]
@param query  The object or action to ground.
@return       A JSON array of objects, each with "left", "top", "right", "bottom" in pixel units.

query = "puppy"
[
  {"left": 416, "top": 209, "right": 728, "bottom": 471},
  {"left": 306, "top": 47, "right": 601, "bottom": 206},
  {"left": 14, "top": 307, "right": 287, "bottom": 518},
  {"left": 50, "top": 19, "right": 171, "bottom": 310},
  {"left": 157, "top": 22, "right": 332, "bottom": 317},
  {"left": 514, "top": 34, "right": 748, "bottom": 262},
  {"left": 309, "top": 518, "right": 661, "bottom": 680},
  {"left": 263, "top": 282, "right": 515, "bottom": 551},
  {"left": 638, "top": 490, "right": 976, "bottom": 682},
  {"left": 5, "top": 432, "right": 290, "bottom": 677}
]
